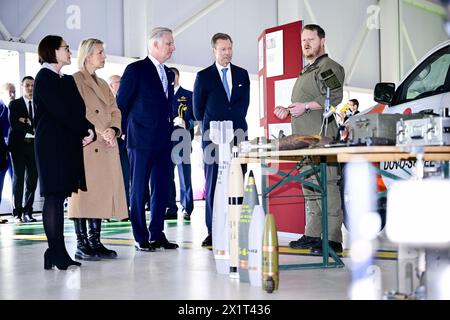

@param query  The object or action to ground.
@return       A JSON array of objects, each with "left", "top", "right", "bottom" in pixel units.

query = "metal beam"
[
  {"left": 403, "top": 0, "right": 445, "bottom": 16},
  {"left": 0, "top": 19, "right": 12, "bottom": 41},
  {"left": 400, "top": 20, "right": 418, "bottom": 72},
  {"left": 172, "top": 0, "right": 225, "bottom": 37},
  {"left": 20, "top": 0, "right": 57, "bottom": 41},
  {"left": 344, "top": 20, "right": 371, "bottom": 86}
]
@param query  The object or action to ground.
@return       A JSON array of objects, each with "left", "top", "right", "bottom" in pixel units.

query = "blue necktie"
[
  {"left": 221, "top": 68, "right": 231, "bottom": 101},
  {"left": 158, "top": 64, "right": 168, "bottom": 97}
]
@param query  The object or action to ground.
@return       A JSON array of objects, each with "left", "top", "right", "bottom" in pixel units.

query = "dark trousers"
[
  {"left": 118, "top": 139, "right": 130, "bottom": 213},
  {"left": 128, "top": 148, "right": 171, "bottom": 243},
  {"left": 0, "top": 156, "right": 13, "bottom": 205},
  {"left": 10, "top": 142, "right": 38, "bottom": 217},
  {"left": 167, "top": 161, "right": 194, "bottom": 214},
  {"left": 204, "top": 162, "right": 219, "bottom": 234}
]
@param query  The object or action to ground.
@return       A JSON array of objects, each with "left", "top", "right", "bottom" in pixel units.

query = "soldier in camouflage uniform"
[{"left": 274, "top": 24, "right": 345, "bottom": 254}]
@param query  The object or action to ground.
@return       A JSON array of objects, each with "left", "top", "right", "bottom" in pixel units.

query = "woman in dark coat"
[{"left": 33, "top": 35, "right": 95, "bottom": 270}]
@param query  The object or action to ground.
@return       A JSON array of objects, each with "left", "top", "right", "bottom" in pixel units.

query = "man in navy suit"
[
  {"left": 8, "top": 76, "right": 38, "bottom": 223},
  {"left": 193, "top": 33, "right": 250, "bottom": 246},
  {"left": 117, "top": 27, "right": 178, "bottom": 251},
  {"left": 165, "top": 67, "right": 195, "bottom": 221},
  {"left": 0, "top": 83, "right": 15, "bottom": 218}
]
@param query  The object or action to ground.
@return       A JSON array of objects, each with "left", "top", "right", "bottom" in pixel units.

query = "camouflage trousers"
[{"left": 301, "top": 162, "right": 343, "bottom": 243}]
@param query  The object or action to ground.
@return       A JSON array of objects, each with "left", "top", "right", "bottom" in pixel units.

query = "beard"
[{"left": 303, "top": 46, "right": 321, "bottom": 60}]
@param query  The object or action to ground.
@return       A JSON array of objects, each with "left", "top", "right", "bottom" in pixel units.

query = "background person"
[
  {"left": 0, "top": 83, "right": 15, "bottom": 215},
  {"left": 337, "top": 98, "right": 359, "bottom": 141},
  {"left": 166, "top": 67, "right": 195, "bottom": 221},
  {"left": 108, "top": 74, "right": 130, "bottom": 221},
  {"left": 8, "top": 76, "right": 39, "bottom": 223}
]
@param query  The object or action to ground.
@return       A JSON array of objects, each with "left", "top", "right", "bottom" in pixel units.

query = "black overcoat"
[{"left": 33, "top": 68, "right": 95, "bottom": 196}]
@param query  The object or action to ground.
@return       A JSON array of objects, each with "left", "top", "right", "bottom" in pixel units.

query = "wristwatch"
[{"left": 304, "top": 104, "right": 311, "bottom": 113}]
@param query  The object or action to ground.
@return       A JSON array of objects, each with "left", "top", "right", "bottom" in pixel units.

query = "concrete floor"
[{"left": 0, "top": 201, "right": 399, "bottom": 300}]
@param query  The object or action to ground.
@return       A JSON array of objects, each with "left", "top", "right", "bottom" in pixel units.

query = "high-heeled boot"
[
  {"left": 44, "top": 243, "right": 81, "bottom": 270},
  {"left": 73, "top": 218, "right": 101, "bottom": 261},
  {"left": 88, "top": 218, "right": 117, "bottom": 259},
  {"left": 44, "top": 248, "right": 69, "bottom": 270}
]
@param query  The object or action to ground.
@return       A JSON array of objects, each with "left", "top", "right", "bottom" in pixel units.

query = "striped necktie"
[
  {"left": 221, "top": 68, "right": 231, "bottom": 101},
  {"left": 158, "top": 64, "right": 168, "bottom": 97}
]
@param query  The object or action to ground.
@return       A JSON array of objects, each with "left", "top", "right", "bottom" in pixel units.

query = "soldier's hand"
[
  {"left": 288, "top": 102, "right": 306, "bottom": 117},
  {"left": 274, "top": 106, "right": 290, "bottom": 119}
]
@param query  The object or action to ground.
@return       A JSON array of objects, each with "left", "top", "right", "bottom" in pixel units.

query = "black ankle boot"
[
  {"left": 44, "top": 244, "right": 81, "bottom": 270},
  {"left": 88, "top": 218, "right": 117, "bottom": 259},
  {"left": 73, "top": 218, "right": 101, "bottom": 261}
]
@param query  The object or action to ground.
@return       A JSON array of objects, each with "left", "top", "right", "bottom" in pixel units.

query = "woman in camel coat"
[{"left": 68, "top": 38, "right": 128, "bottom": 260}]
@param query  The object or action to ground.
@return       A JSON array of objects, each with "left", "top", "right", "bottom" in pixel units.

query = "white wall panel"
[
  {"left": 0, "top": 0, "right": 124, "bottom": 56},
  {"left": 150, "top": 0, "right": 277, "bottom": 74}
]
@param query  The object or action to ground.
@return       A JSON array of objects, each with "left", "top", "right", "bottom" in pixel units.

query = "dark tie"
[
  {"left": 28, "top": 100, "right": 34, "bottom": 133},
  {"left": 221, "top": 68, "right": 231, "bottom": 101}
]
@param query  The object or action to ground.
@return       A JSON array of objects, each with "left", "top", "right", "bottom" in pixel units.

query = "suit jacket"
[
  {"left": 193, "top": 63, "right": 250, "bottom": 148},
  {"left": 172, "top": 86, "right": 194, "bottom": 139},
  {"left": 0, "top": 100, "right": 10, "bottom": 142},
  {"left": 68, "top": 69, "right": 128, "bottom": 221},
  {"left": 0, "top": 120, "right": 7, "bottom": 170},
  {"left": 33, "top": 68, "right": 95, "bottom": 196},
  {"left": 116, "top": 57, "right": 175, "bottom": 151},
  {"left": 8, "top": 97, "right": 34, "bottom": 153}
]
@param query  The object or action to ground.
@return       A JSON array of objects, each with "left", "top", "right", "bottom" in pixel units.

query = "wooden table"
[
  {"left": 241, "top": 145, "right": 450, "bottom": 163},
  {"left": 240, "top": 145, "right": 450, "bottom": 270}
]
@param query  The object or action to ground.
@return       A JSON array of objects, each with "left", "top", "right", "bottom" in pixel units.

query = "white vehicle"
[
  {"left": 373, "top": 40, "right": 450, "bottom": 186},
  {"left": 374, "top": 40, "right": 450, "bottom": 117},
  {"left": 345, "top": 40, "right": 450, "bottom": 230}
]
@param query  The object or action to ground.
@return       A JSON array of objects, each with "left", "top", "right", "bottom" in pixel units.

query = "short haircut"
[
  {"left": 349, "top": 99, "right": 359, "bottom": 108},
  {"left": 77, "top": 38, "right": 104, "bottom": 69},
  {"left": 0, "top": 83, "right": 15, "bottom": 93},
  {"left": 108, "top": 75, "right": 121, "bottom": 84},
  {"left": 21, "top": 76, "right": 34, "bottom": 84},
  {"left": 170, "top": 67, "right": 179, "bottom": 77},
  {"left": 211, "top": 33, "right": 233, "bottom": 48},
  {"left": 149, "top": 27, "right": 172, "bottom": 46},
  {"left": 303, "top": 24, "right": 326, "bottom": 39},
  {"left": 38, "top": 35, "right": 63, "bottom": 65}
]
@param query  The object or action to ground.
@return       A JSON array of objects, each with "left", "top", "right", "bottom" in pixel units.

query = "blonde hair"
[{"left": 77, "top": 38, "right": 104, "bottom": 69}]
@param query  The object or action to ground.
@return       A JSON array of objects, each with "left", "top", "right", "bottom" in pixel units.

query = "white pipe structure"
[
  {"left": 19, "top": 0, "right": 57, "bottom": 41},
  {"left": 173, "top": 0, "right": 225, "bottom": 37},
  {"left": 0, "top": 19, "right": 12, "bottom": 41},
  {"left": 343, "top": 21, "right": 370, "bottom": 86}
]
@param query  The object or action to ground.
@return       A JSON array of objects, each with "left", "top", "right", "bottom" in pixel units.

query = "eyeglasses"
[{"left": 59, "top": 45, "right": 70, "bottom": 52}]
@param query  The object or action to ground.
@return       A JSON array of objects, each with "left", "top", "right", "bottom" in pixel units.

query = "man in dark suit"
[
  {"left": 165, "top": 67, "right": 195, "bottom": 221},
  {"left": 0, "top": 83, "right": 15, "bottom": 218},
  {"left": 117, "top": 27, "right": 178, "bottom": 251},
  {"left": 108, "top": 74, "right": 130, "bottom": 222},
  {"left": 8, "top": 76, "right": 38, "bottom": 223},
  {"left": 193, "top": 33, "right": 250, "bottom": 246}
]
